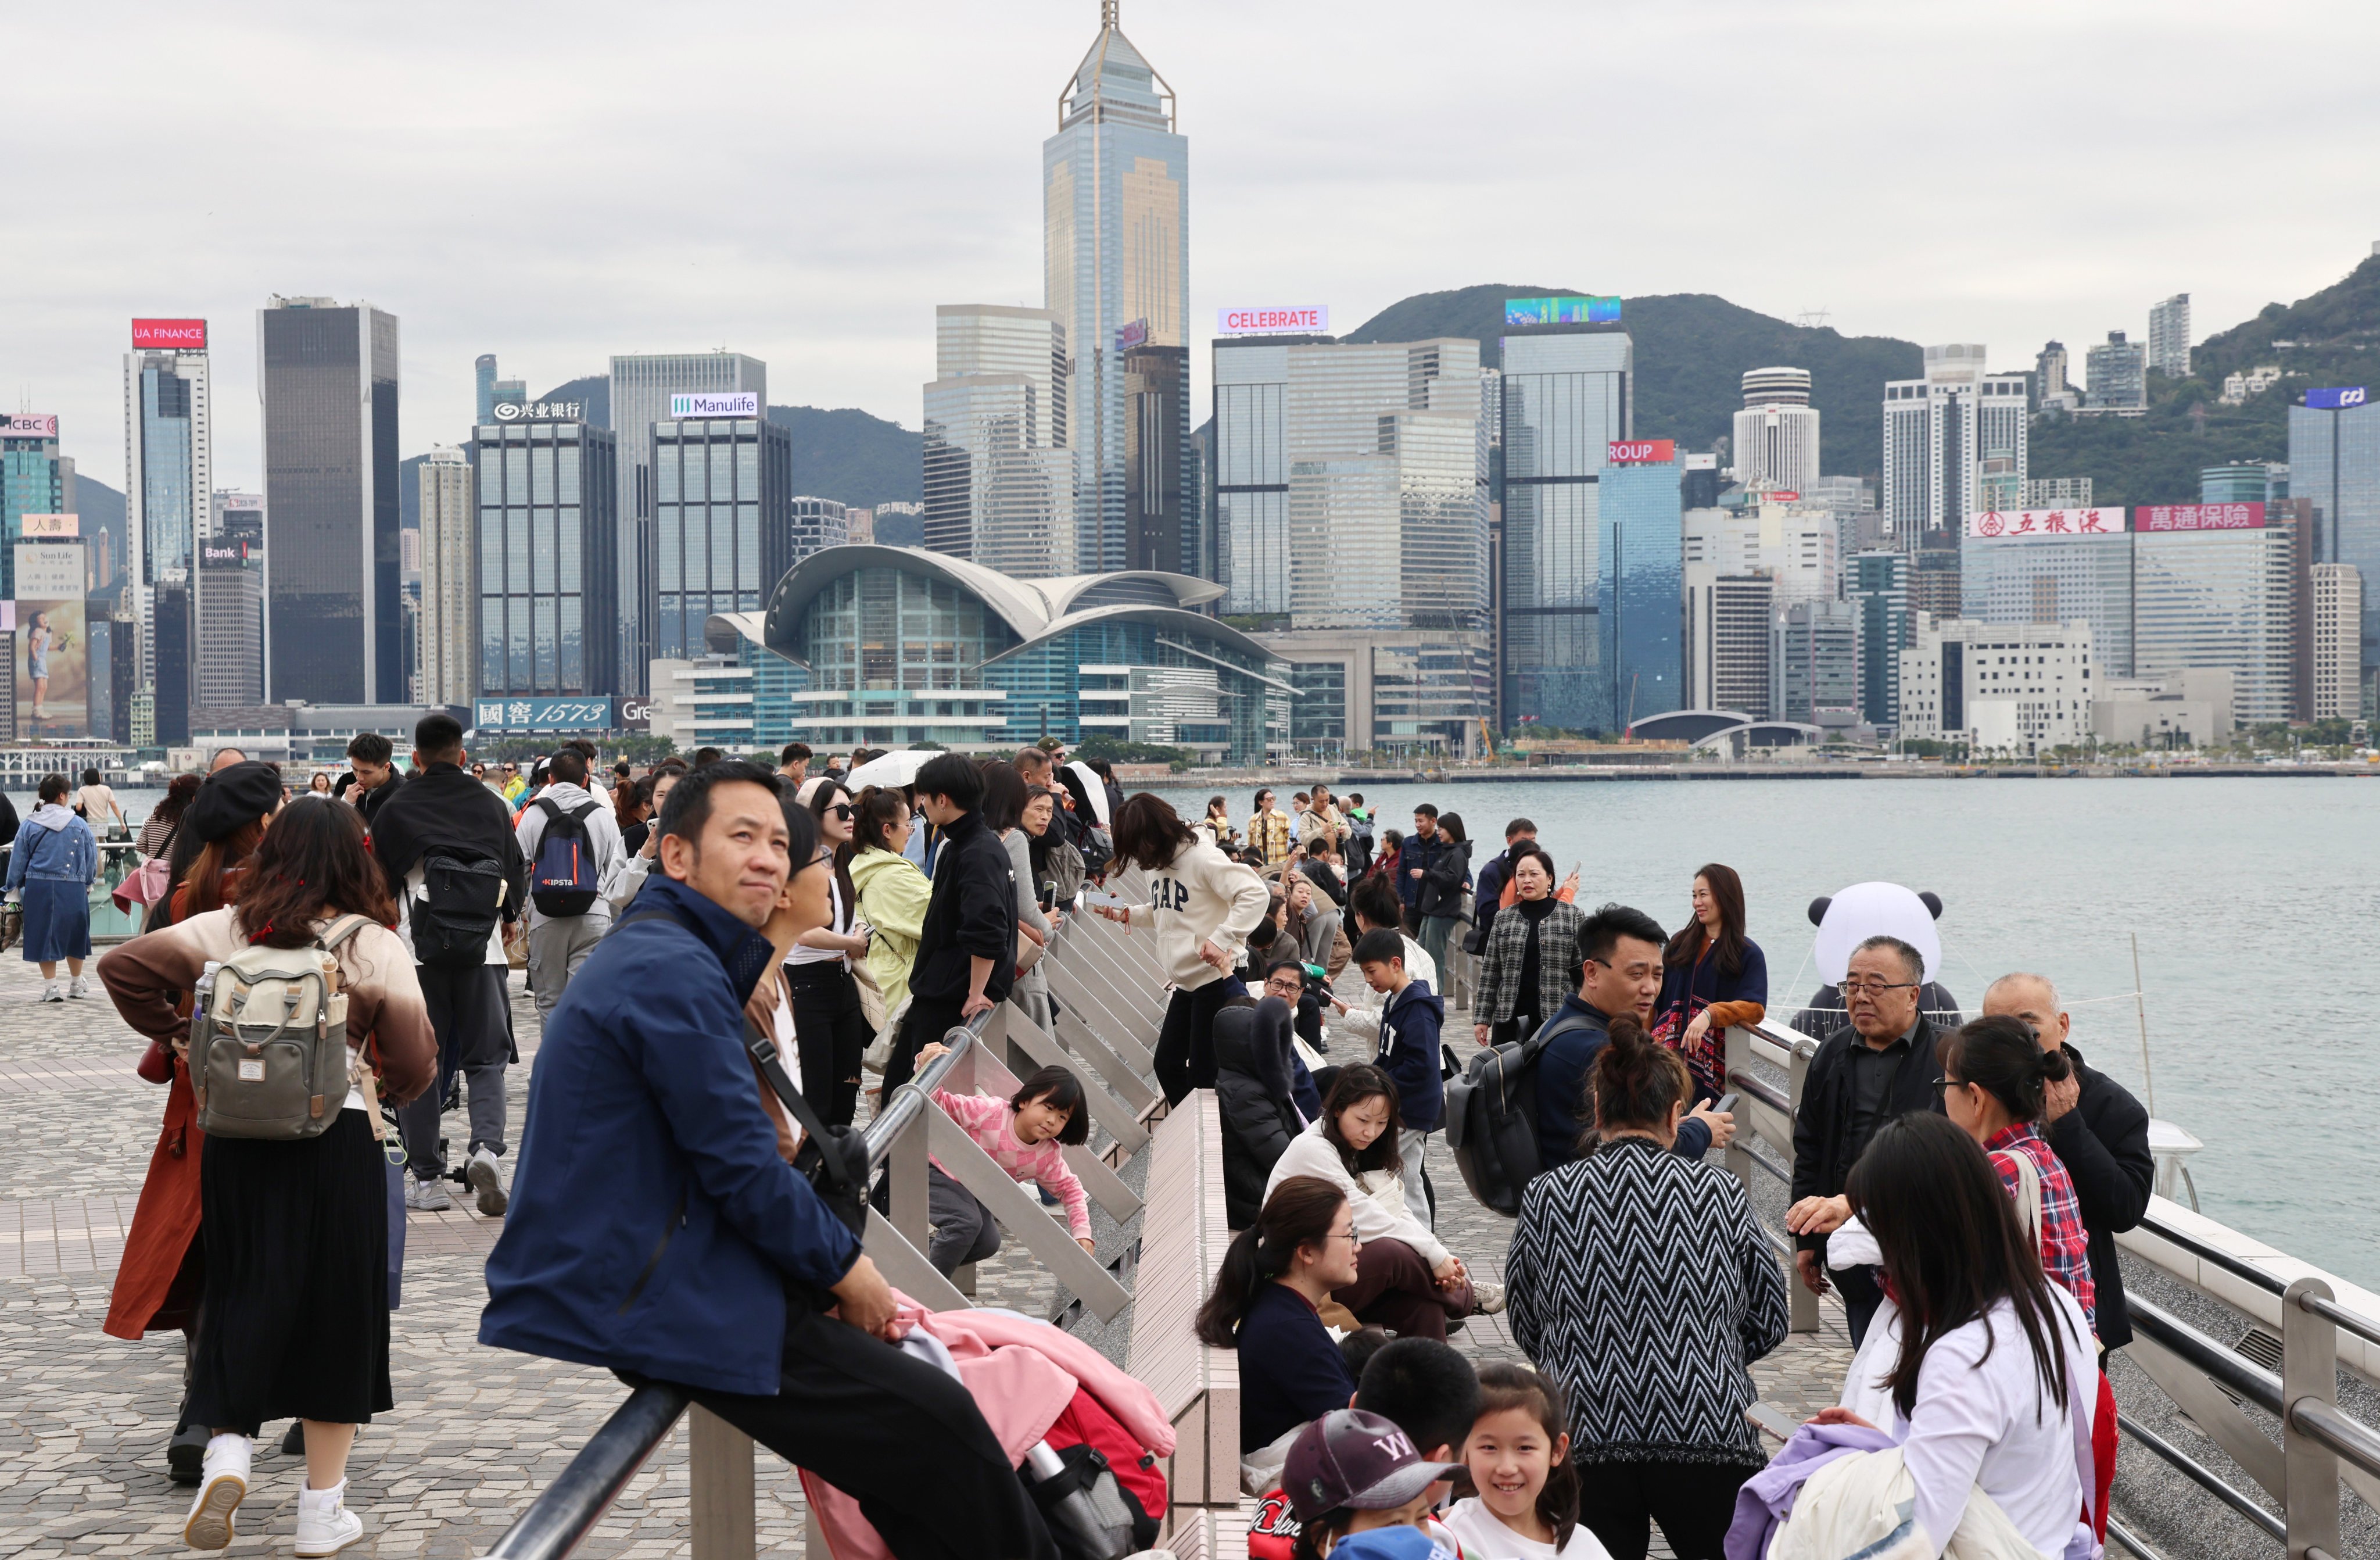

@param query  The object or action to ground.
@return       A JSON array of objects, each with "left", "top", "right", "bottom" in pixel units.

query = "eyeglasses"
[
  {"left": 1933, "top": 1075, "right": 1967, "bottom": 1099},
  {"left": 1264, "top": 978, "right": 1304, "bottom": 996},
  {"left": 1838, "top": 977, "right": 1918, "bottom": 997}
]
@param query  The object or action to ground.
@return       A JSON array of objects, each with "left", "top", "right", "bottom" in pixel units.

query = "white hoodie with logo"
[{"left": 1121, "top": 838, "right": 1271, "bottom": 990}]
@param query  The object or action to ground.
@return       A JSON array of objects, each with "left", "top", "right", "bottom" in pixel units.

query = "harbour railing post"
[
  {"left": 687, "top": 1407, "right": 755, "bottom": 1560},
  {"left": 2283, "top": 1275, "right": 2342, "bottom": 1560},
  {"left": 1722, "top": 1025, "right": 1753, "bottom": 1194},
  {"left": 1786, "top": 1036, "right": 1817, "bottom": 1336}
]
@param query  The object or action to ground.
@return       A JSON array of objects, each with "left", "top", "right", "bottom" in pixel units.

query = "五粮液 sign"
[
  {"left": 473, "top": 696, "right": 617, "bottom": 732},
  {"left": 1965, "top": 507, "right": 2129, "bottom": 539}
]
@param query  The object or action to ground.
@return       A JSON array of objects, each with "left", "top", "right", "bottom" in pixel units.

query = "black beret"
[{"left": 183, "top": 761, "right": 284, "bottom": 845}]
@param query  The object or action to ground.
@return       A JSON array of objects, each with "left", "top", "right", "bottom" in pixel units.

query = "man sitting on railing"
[{"left": 479, "top": 761, "right": 1053, "bottom": 1560}]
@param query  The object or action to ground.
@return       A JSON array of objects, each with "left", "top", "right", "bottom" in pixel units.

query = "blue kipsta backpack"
[{"left": 530, "top": 799, "right": 603, "bottom": 917}]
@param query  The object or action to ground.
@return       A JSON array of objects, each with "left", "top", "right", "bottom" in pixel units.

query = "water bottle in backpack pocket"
[
  {"left": 531, "top": 799, "right": 604, "bottom": 917},
  {"left": 192, "top": 916, "right": 370, "bottom": 1142}
]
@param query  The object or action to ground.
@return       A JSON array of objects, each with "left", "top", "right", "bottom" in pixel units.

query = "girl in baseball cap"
[{"left": 1284, "top": 1408, "right": 1464, "bottom": 1559}]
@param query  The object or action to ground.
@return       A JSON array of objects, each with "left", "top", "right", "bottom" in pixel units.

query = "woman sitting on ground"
[
  {"left": 1264, "top": 1064, "right": 1489, "bottom": 1342},
  {"left": 1473, "top": 845, "right": 1586, "bottom": 1049},
  {"left": 1193, "top": 1175, "right": 1361, "bottom": 1454}
]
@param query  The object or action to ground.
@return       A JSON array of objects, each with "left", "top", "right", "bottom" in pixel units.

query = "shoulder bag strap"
[
  {"left": 2009, "top": 1147, "right": 2044, "bottom": 1239},
  {"left": 743, "top": 1017, "right": 852, "bottom": 1189}
]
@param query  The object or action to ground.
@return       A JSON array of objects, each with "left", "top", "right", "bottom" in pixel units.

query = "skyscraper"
[
  {"left": 259, "top": 295, "right": 402, "bottom": 703},
  {"left": 2311, "top": 563, "right": 2363, "bottom": 721},
  {"left": 1732, "top": 367, "right": 1820, "bottom": 493},
  {"left": 1845, "top": 549, "right": 1909, "bottom": 728},
  {"left": 1682, "top": 570, "right": 1773, "bottom": 714},
  {"left": 1959, "top": 509, "right": 2135, "bottom": 676},
  {"left": 475, "top": 354, "right": 499, "bottom": 427},
  {"left": 923, "top": 306, "right": 1073, "bottom": 575},
  {"left": 471, "top": 406, "right": 620, "bottom": 699},
  {"left": 2148, "top": 294, "right": 2191, "bottom": 379},
  {"left": 2084, "top": 332, "right": 2147, "bottom": 412},
  {"left": 1598, "top": 455, "right": 1686, "bottom": 730},
  {"left": 1044, "top": 2, "right": 1189, "bottom": 575},
  {"left": 648, "top": 411, "right": 789, "bottom": 667},
  {"left": 1772, "top": 600, "right": 1859, "bottom": 725},
  {"left": 790, "top": 497, "right": 850, "bottom": 564},
  {"left": 2287, "top": 393, "right": 2380, "bottom": 661},
  {"left": 417, "top": 446, "right": 475, "bottom": 706},
  {"left": 195, "top": 532, "right": 264, "bottom": 709},
  {"left": 1, "top": 413, "right": 74, "bottom": 600},
  {"left": 1881, "top": 345, "right": 2028, "bottom": 549},
  {"left": 123, "top": 319, "right": 212, "bottom": 671},
  {"left": 610, "top": 352, "right": 766, "bottom": 695},
  {"left": 2132, "top": 503, "right": 2302, "bottom": 724}
]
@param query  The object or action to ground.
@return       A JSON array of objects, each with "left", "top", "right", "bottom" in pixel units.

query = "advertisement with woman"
[{"left": 15, "top": 599, "right": 88, "bottom": 736}]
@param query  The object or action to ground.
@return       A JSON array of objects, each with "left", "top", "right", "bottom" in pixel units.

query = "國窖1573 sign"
[
  {"left": 671, "top": 392, "right": 760, "bottom": 418},
  {"left": 1217, "top": 306, "right": 1328, "bottom": 337},
  {"left": 1966, "top": 507, "right": 2128, "bottom": 539},
  {"left": 473, "top": 696, "right": 617, "bottom": 732}
]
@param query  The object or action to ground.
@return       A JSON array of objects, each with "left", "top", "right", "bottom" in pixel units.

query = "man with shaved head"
[{"left": 1984, "top": 971, "right": 2155, "bottom": 1353}]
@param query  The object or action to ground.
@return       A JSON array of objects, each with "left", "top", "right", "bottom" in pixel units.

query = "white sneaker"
[
  {"left": 465, "top": 1147, "right": 508, "bottom": 1217},
  {"left": 400, "top": 1176, "right": 421, "bottom": 1211},
  {"left": 414, "top": 1177, "right": 452, "bottom": 1212},
  {"left": 182, "top": 1433, "right": 251, "bottom": 1550},
  {"left": 294, "top": 1478, "right": 364, "bottom": 1557},
  {"left": 67, "top": 975, "right": 89, "bottom": 999},
  {"left": 38, "top": 982, "right": 62, "bottom": 1003},
  {"left": 1471, "top": 1280, "right": 1507, "bottom": 1315}
]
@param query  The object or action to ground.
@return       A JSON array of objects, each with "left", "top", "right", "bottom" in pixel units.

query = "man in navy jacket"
[{"left": 481, "top": 761, "right": 1051, "bottom": 1560}]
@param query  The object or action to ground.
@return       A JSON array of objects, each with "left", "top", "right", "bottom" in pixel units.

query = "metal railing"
[{"left": 1718, "top": 1015, "right": 2380, "bottom": 1560}]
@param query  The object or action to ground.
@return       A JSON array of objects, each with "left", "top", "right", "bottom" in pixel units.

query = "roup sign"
[
  {"left": 670, "top": 392, "right": 760, "bottom": 418},
  {"left": 19, "top": 513, "right": 76, "bottom": 539},
  {"left": 1607, "top": 439, "right": 1676, "bottom": 465},
  {"left": 491, "top": 400, "right": 583, "bottom": 423},
  {"left": 1216, "top": 306, "right": 1328, "bottom": 336},
  {"left": 473, "top": 696, "right": 618, "bottom": 732},
  {"left": 0, "top": 413, "right": 58, "bottom": 438},
  {"left": 1505, "top": 296, "right": 1622, "bottom": 327},
  {"left": 131, "top": 319, "right": 208, "bottom": 349},
  {"left": 2137, "top": 502, "right": 2267, "bottom": 532},
  {"left": 2306, "top": 387, "right": 2368, "bottom": 410},
  {"left": 1966, "top": 507, "right": 2128, "bottom": 539}
]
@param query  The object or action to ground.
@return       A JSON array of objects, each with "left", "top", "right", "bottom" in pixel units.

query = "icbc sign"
[
  {"left": 132, "top": 319, "right": 207, "bottom": 349},
  {"left": 1607, "top": 440, "right": 1675, "bottom": 465}
]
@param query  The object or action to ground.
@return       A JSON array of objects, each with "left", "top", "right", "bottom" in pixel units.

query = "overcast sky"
[{"left": 12, "top": 0, "right": 2380, "bottom": 492}]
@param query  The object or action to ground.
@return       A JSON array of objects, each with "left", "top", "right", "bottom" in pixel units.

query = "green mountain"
[
  {"left": 1345, "top": 285, "right": 1921, "bottom": 478},
  {"left": 533, "top": 376, "right": 923, "bottom": 509}
]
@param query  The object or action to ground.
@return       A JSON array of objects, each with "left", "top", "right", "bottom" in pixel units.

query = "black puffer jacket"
[{"left": 1214, "top": 997, "right": 1305, "bottom": 1229}]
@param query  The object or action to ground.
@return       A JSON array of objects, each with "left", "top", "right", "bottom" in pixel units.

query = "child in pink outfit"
[{"left": 913, "top": 1047, "right": 1095, "bottom": 1273}]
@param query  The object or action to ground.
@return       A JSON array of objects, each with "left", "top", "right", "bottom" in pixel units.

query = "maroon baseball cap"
[{"left": 1282, "top": 1409, "right": 1463, "bottom": 1522}]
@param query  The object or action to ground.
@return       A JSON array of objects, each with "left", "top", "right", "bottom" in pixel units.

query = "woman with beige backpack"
[{"left": 99, "top": 798, "right": 435, "bottom": 1557}]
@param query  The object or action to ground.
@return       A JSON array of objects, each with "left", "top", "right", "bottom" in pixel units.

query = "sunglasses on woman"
[{"left": 824, "top": 802, "right": 855, "bottom": 820}]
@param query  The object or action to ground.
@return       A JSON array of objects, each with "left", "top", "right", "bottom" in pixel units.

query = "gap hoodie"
[
  {"left": 1375, "top": 977, "right": 1445, "bottom": 1132},
  {"left": 1122, "top": 836, "right": 1270, "bottom": 990},
  {"left": 6, "top": 803, "right": 96, "bottom": 888}
]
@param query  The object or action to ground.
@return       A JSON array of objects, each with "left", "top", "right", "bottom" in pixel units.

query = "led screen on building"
[{"left": 1505, "top": 296, "right": 1621, "bottom": 327}]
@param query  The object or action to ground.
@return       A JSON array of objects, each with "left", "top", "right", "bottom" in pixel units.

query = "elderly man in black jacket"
[
  {"left": 1984, "top": 971, "right": 2154, "bottom": 1352},
  {"left": 880, "top": 753, "right": 1016, "bottom": 1095},
  {"left": 1786, "top": 934, "right": 1944, "bottom": 1344}
]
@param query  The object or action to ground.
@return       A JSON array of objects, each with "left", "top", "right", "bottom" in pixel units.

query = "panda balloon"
[{"left": 1790, "top": 882, "right": 1965, "bottom": 1039}]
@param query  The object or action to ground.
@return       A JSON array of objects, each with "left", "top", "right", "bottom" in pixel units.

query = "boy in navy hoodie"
[{"left": 1353, "top": 927, "right": 1445, "bottom": 1225}]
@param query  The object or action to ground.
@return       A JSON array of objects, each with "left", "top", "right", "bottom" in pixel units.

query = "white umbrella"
[
  {"left": 1063, "top": 760, "right": 1112, "bottom": 826},
  {"left": 844, "top": 749, "right": 941, "bottom": 789}
]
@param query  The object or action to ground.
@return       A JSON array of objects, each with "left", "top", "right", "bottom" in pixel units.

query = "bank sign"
[
  {"left": 2306, "top": 387, "right": 2368, "bottom": 410},
  {"left": 132, "top": 319, "right": 208, "bottom": 349},
  {"left": 1966, "top": 507, "right": 2128, "bottom": 539},
  {"left": 491, "top": 400, "right": 582, "bottom": 423},
  {"left": 473, "top": 696, "right": 617, "bottom": 732},
  {"left": 671, "top": 392, "right": 759, "bottom": 418}
]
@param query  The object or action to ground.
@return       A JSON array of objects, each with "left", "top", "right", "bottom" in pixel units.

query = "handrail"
[
  {"left": 2114, "top": 1413, "right": 2285, "bottom": 1541},
  {"left": 2135, "top": 1208, "right": 2291, "bottom": 1298},
  {"left": 483, "top": 1007, "right": 996, "bottom": 1560},
  {"left": 2128, "top": 1294, "right": 2284, "bottom": 1415},
  {"left": 2288, "top": 1396, "right": 2380, "bottom": 1484},
  {"left": 2297, "top": 1288, "right": 2380, "bottom": 1351}
]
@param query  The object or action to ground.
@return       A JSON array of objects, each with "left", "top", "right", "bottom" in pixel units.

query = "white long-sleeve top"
[
  {"left": 1893, "top": 1287, "right": 2096, "bottom": 1559},
  {"left": 514, "top": 782, "right": 629, "bottom": 929},
  {"left": 1265, "top": 1119, "right": 1450, "bottom": 1272},
  {"left": 1119, "top": 838, "right": 1270, "bottom": 990}
]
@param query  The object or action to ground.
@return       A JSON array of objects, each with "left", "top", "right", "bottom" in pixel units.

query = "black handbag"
[{"left": 745, "top": 1018, "right": 872, "bottom": 1238}]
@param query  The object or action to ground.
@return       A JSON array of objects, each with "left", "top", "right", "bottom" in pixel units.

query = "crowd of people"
[{"left": 34, "top": 747, "right": 2159, "bottom": 1559}]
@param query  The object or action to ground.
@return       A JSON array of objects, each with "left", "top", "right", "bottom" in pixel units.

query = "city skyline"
[{"left": 8, "top": 2, "right": 2380, "bottom": 495}]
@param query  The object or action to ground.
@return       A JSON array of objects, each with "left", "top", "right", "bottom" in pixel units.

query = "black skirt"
[{"left": 186, "top": 1109, "right": 392, "bottom": 1434}]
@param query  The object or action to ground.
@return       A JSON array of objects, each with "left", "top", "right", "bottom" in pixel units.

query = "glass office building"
[
  {"left": 469, "top": 412, "right": 619, "bottom": 698},
  {"left": 1500, "top": 327, "right": 1632, "bottom": 730},
  {"left": 1597, "top": 458, "right": 1685, "bottom": 733},
  {"left": 1845, "top": 549, "right": 1911, "bottom": 727},
  {"left": 1, "top": 414, "right": 73, "bottom": 599},
  {"left": 2134, "top": 517, "right": 2299, "bottom": 724},
  {"left": 650, "top": 415, "right": 791, "bottom": 663},
  {"left": 259, "top": 296, "right": 402, "bottom": 703},
  {"left": 2290, "top": 397, "right": 2380, "bottom": 648},
  {"left": 1213, "top": 338, "right": 1296, "bottom": 619},
  {"left": 124, "top": 341, "right": 210, "bottom": 650},
  {"left": 1960, "top": 527, "right": 2135, "bottom": 677},
  {"left": 1045, "top": 8, "right": 1189, "bottom": 574}
]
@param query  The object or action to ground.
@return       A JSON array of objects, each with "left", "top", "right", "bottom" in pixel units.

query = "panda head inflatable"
[{"left": 1806, "top": 883, "right": 1944, "bottom": 986}]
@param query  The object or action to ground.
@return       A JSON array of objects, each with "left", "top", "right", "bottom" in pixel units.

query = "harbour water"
[
  {"left": 1158, "top": 776, "right": 2380, "bottom": 1288},
  {"left": 23, "top": 775, "right": 2374, "bottom": 1285}
]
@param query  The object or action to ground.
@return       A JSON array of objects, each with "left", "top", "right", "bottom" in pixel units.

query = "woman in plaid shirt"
[{"left": 1939, "top": 1015, "right": 2098, "bottom": 1332}]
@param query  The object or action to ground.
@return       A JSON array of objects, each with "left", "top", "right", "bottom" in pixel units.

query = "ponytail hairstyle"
[
  {"left": 853, "top": 786, "right": 909, "bottom": 855},
  {"left": 1193, "top": 1176, "right": 1349, "bottom": 1348},
  {"left": 1010, "top": 1064, "right": 1091, "bottom": 1146},
  {"left": 1473, "top": 1363, "right": 1581, "bottom": 1553},
  {"left": 1318, "top": 1064, "right": 1403, "bottom": 1174},
  {"left": 1938, "top": 1014, "right": 2071, "bottom": 1125},
  {"left": 1588, "top": 1014, "right": 1690, "bottom": 1146},
  {"left": 177, "top": 818, "right": 269, "bottom": 921}
]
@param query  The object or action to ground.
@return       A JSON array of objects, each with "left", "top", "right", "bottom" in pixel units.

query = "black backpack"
[
  {"left": 1442, "top": 1024, "right": 1557, "bottom": 1216},
  {"left": 530, "top": 799, "right": 604, "bottom": 917},
  {"left": 413, "top": 847, "right": 507, "bottom": 971}
]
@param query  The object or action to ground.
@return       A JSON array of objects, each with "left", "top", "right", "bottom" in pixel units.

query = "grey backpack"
[{"left": 192, "top": 915, "right": 370, "bottom": 1142}]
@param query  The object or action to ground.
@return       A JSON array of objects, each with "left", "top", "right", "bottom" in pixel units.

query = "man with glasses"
[{"left": 1784, "top": 933, "right": 1944, "bottom": 1343}]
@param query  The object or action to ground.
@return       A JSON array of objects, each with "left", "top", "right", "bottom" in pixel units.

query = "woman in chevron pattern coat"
[{"left": 1505, "top": 1015, "right": 1790, "bottom": 1560}]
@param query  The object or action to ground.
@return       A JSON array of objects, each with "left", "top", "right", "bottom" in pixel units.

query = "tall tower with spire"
[{"left": 1044, "top": 2, "right": 1189, "bottom": 575}]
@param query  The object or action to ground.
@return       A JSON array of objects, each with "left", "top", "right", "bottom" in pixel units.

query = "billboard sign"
[
  {"left": 472, "top": 696, "right": 617, "bottom": 732},
  {"left": 1115, "top": 318, "right": 1149, "bottom": 350},
  {"left": 1216, "top": 306, "right": 1329, "bottom": 337},
  {"left": 131, "top": 318, "right": 208, "bottom": 350},
  {"left": 20, "top": 513, "right": 76, "bottom": 539},
  {"left": 1505, "top": 296, "right": 1622, "bottom": 327},
  {"left": 490, "top": 399, "right": 583, "bottom": 424},
  {"left": 2306, "top": 387, "right": 2368, "bottom": 410},
  {"left": 0, "top": 413, "right": 58, "bottom": 438},
  {"left": 618, "top": 695, "right": 653, "bottom": 731},
  {"left": 199, "top": 540, "right": 254, "bottom": 567},
  {"left": 15, "top": 543, "right": 85, "bottom": 596},
  {"left": 2137, "top": 502, "right": 2267, "bottom": 533},
  {"left": 1966, "top": 507, "right": 2128, "bottom": 539},
  {"left": 1607, "top": 439, "right": 1676, "bottom": 465},
  {"left": 1684, "top": 452, "right": 1719, "bottom": 471},
  {"left": 669, "top": 392, "right": 759, "bottom": 418},
  {"left": 15, "top": 597, "right": 87, "bottom": 737}
]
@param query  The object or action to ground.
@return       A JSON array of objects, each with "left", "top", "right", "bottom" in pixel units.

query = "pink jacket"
[
  {"left": 930, "top": 1087, "right": 1093, "bottom": 1241},
  {"left": 799, "top": 1293, "right": 1177, "bottom": 1559}
]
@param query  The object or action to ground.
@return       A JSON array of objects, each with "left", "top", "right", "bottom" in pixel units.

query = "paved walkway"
[{"left": 0, "top": 950, "right": 1854, "bottom": 1559}]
